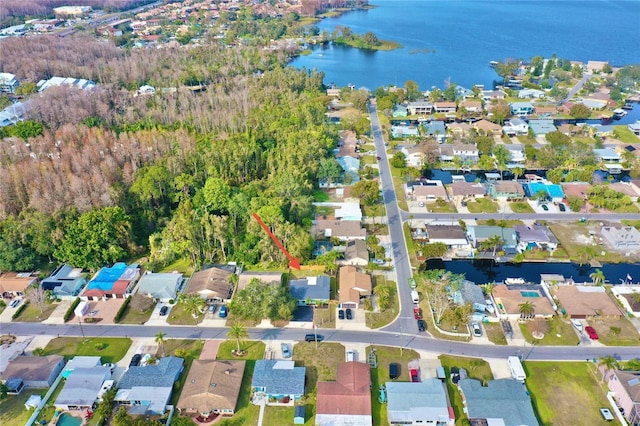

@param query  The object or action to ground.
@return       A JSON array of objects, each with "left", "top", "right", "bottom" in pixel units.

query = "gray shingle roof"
[
  {"left": 289, "top": 275, "right": 330, "bottom": 302},
  {"left": 251, "top": 360, "right": 306, "bottom": 396},
  {"left": 386, "top": 380, "right": 450, "bottom": 424},
  {"left": 55, "top": 367, "right": 111, "bottom": 407},
  {"left": 459, "top": 379, "right": 539, "bottom": 426},
  {"left": 118, "top": 356, "right": 184, "bottom": 389}
]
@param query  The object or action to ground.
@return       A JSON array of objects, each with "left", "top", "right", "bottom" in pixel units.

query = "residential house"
[
  {"left": 412, "top": 180, "right": 448, "bottom": 203},
  {"left": 338, "top": 266, "right": 372, "bottom": 309},
  {"left": 37, "top": 76, "right": 96, "bottom": 92},
  {"left": 523, "top": 181, "right": 565, "bottom": 203},
  {"left": 593, "top": 148, "right": 621, "bottom": 163},
  {"left": 605, "top": 370, "right": 640, "bottom": 426},
  {"left": 488, "top": 181, "right": 525, "bottom": 200},
  {"left": 502, "top": 144, "right": 526, "bottom": 164},
  {"left": 82, "top": 263, "right": 140, "bottom": 300},
  {"left": 289, "top": 275, "right": 330, "bottom": 305},
  {"left": 406, "top": 101, "right": 434, "bottom": 115},
  {"left": 313, "top": 219, "right": 366, "bottom": 241},
  {"left": 518, "top": 88, "right": 545, "bottom": 99},
  {"left": 467, "top": 226, "right": 518, "bottom": 253},
  {"left": 553, "top": 285, "right": 621, "bottom": 319},
  {"left": 586, "top": 60, "right": 609, "bottom": 72},
  {"left": 251, "top": 360, "right": 306, "bottom": 405},
  {"left": 400, "top": 146, "right": 426, "bottom": 168},
  {"left": 330, "top": 202, "right": 363, "bottom": 221},
  {"left": 336, "top": 155, "right": 361, "bottom": 184},
  {"left": 601, "top": 225, "right": 640, "bottom": 250},
  {"left": 116, "top": 356, "right": 184, "bottom": 415},
  {"left": 528, "top": 119, "right": 557, "bottom": 136},
  {"left": 0, "top": 72, "right": 19, "bottom": 93},
  {"left": 439, "top": 144, "right": 479, "bottom": 165},
  {"left": 459, "top": 100, "right": 482, "bottom": 113},
  {"left": 343, "top": 240, "right": 369, "bottom": 266},
  {"left": 450, "top": 280, "right": 487, "bottom": 312},
  {"left": 628, "top": 120, "right": 640, "bottom": 136},
  {"left": 62, "top": 356, "right": 102, "bottom": 377},
  {"left": 392, "top": 105, "right": 408, "bottom": 117},
  {"left": 473, "top": 119, "right": 503, "bottom": 136},
  {"left": 481, "top": 90, "right": 507, "bottom": 102},
  {"left": 449, "top": 182, "right": 485, "bottom": 201},
  {"left": 186, "top": 264, "right": 236, "bottom": 303},
  {"left": 492, "top": 284, "right": 555, "bottom": 319},
  {"left": 392, "top": 125, "right": 420, "bottom": 138},
  {"left": 135, "top": 272, "right": 183, "bottom": 302},
  {"left": 237, "top": 272, "right": 283, "bottom": 292},
  {"left": 459, "top": 379, "right": 540, "bottom": 426},
  {"left": 41, "top": 264, "right": 86, "bottom": 299},
  {"left": 425, "top": 225, "right": 471, "bottom": 251},
  {"left": 423, "top": 121, "right": 447, "bottom": 143},
  {"left": 561, "top": 182, "right": 591, "bottom": 200},
  {"left": 0, "top": 272, "right": 37, "bottom": 299},
  {"left": 326, "top": 88, "right": 341, "bottom": 97},
  {"left": 510, "top": 102, "right": 535, "bottom": 116},
  {"left": 177, "top": 360, "right": 245, "bottom": 418},
  {"left": 0, "top": 101, "right": 27, "bottom": 127},
  {"left": 446, "top": 122, "right": 471, "bottom": 138},
  {"left": 1, "top": 355, "right": 65, "bottom": 389},
  {"left": 611, "top": 286, "right": 640, "bottom": 317},
  {"left": 54, "top": 367, "right": 111, "bottom": 411},
  {"left": 386, "top": 381, "right": 453, "bottom": 426},
  {"left": 588, "top": 124, "right": 615, "bottom": 137},
  {"left": 434, "top": 102, "right": 457, "bottom": 113},
  {"left": 535, "top": 104, "right": 558, "bottom": 118},
  {"left": 610, "top": 182, "right": 640, "bottom": 202},
  {"left": 502, "top": 118, "right": 529, "bottom": 136},
  {"left": 514, "top": 224, "right": 559, "bottom": 253},
  {"left": 316, "top": 362, "right": 372, "bottom": 426}
]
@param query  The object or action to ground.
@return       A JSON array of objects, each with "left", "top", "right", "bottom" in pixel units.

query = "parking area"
[{"left": 335, "top": 307, "right": 367, "bottom": 330}]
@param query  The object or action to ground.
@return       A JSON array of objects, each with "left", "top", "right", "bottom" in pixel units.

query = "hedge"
[
  {"left": 64, "top": 297, "right": 81, "bottom": 322},
  {"left": 113, "top": 296, "right": 131, "bottom": 323},
  {"left": 11, "top": 300, "right": 29, "bottom": 320}
]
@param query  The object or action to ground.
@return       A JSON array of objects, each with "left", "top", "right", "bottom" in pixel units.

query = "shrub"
[
  {"left": 0, "top": 300, "right": 6, "bottom": 308},
  {"left": 94, "top": 342, "right": 106, "bottom": 351},
  {"left": 11, "top": 300, "right": 29, "bottom": 319},
  {"left": 32, "top": 347, "right": 45, "bottom": 356},
  {"left": 113, "top": 296, "right": 132, "bottom": 323},
  {"left": 64, "top": 297, "right": 81, "bottom": 322}
]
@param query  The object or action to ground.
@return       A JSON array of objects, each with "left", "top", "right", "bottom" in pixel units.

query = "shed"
[
  {"left": 294, "top": 405, "right": 306, "bottom": 424},
  {"left": 25, "top": 394, "right": 41, "bottom": 409}
]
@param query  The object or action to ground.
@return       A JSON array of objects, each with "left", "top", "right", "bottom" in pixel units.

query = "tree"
[
  {"left": 202, "top": 177, "right": 232, "bottom": 214},
  {"left": 390, "top": 151, "right": 407, "bottom": 169},
  {"left": 0, "top": 382, "right": 8, "bottom": 401},
  {"left": 492, "top": 145, "right": 510, "bottom": 178},
  {"left": 317, "top": 157, "right": 343, "bottom": 186},
  {"left": 589, "top": 269, "right": 605, "bottom": 286},
  {"left": 598, "top": 355, "right": 619, "bottom": 382},
  {"left": 479, "top": 236, "right": 503, "bottom": 257},
  {"left": 27, "top": 284, "right": 48, "bottom": 314},
  {"left": 512, "top": 166, "right": 524, "bottom": 180},
  {"left": 179, "top": 294, "right": 206, "bottom": 326},
  {"left": 494, "top": 59, "right": 520, "bottom": 81},
  {"left": 404, "top": 80, "right": 420, "bottom": 101},
  {"left": 420, "top": 242, "right": 448, "bottom": 259},
  {"left": 477, "top": 154, "right": 495, "bottom": 171},
  {"left": 373, "top": 282, "right": 393, "bottom": 311},
  {"left": 227, "top": 323, "right": 249, "bottom": 353},
  {"left": 518, "top": 301, "right": 535, "bottom": 319},
  {"left": 569, "top": 103, "right": 591, "bottom": 119},
  {"left": 155, "top": 331, "right": 166, "bottom": 357},
  {"left": 350, "top": 179, "right": 380, "bottom": 206}
]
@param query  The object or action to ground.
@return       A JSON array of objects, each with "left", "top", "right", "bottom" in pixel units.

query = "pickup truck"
[{"left": 410, "top": 369, "right": 420, "bottom": 382}]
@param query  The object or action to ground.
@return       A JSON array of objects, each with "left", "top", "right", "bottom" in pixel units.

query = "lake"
[{"left": 292, "top": 0, "right": 640, "bottom": 90}]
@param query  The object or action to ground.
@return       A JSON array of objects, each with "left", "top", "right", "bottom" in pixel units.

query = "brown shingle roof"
[
  {"left": 492, "top": 284, "right": 555, "bottom": 316},
  {"left": 554, "top": 285, "right": 621, "bottom": 318},
  {"left": 450, "top": 182, "right": 485, "bottom": 197},
  {"left": 177, "top": 360, "right": 245, "bottom": 414},
  {"left": 0, "top": 273, "right": 37, "bottom": 293},
  {"left": 0, "top": 355, "right": 64, "bottom": 383},
  {"left": 492, "top": 181, "right": 525, "bottom": 195},
  {"left": 339, "top": 266, "right": 371, "bottom": 305},
  {"left": 317, "top": 362, "right": 372, "bottom": 416},
  {"left": 186, "top": 265, "right": 234, "bottom": 299},
  {"left": 314, "top": 219, "right": 366, "bottom": 240}
]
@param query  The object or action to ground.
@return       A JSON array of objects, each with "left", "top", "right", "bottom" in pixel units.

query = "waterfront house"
[
  {"left": 528, "top": 119, "right": 557, "bottom": 136},
  {"left": 434, "top": 101, "right": 457, "bottom": 113},
  {"left": 518, "top": 88, "right": 545, "bottom": 99},
  {"left": 412, "top": 180, "right": 448, "bottom": 203},
  {"left": 600, "top": 225, "right": 640, "bottom": 250},
  {"left": 534, "top": 104, "right": 558, "bottom": 117},
  {"left": 386, "top": 381, "right": 453, "bottom": 425},
  {"left": 604, "top": 370, "right": 640, "bottom": 426},
  {"left": 467, "top": 226, "right": 517, "bottom": 253},
  {"left": 392, "top": 125, "right": 420, "bottom": 138},
  {"left": 446, "top": 122, "right": 471, "bottom": 138},
  {"left": 502, "top": 144, "right": 526, "bottom": 164},
  {"left": 459, "top": 100, "right": 482, "bottom": 113},
  {"left": 423, "top": 121, "right": 447, "bottom": 143},
  {"left": 610, "top": 286, "right": 640, "bottom": 317},
  {"left": 316, "top": 362, "right": 372, "bottom": 426},
  {"left": 481, "top": 90, "right": 507, "bottom": 101},
  {"left": 55, "top": 367, "right": 111, "bottom": 411},
  {"left": 473, "top": 119, "right": 502, "bottom": 136},
  {"left": 449, "top": 182, "right": 486, "bottom": 200},
  {"left": 1, "top": 355, "right": 65, "bottom": 389},
  {"left": 289, "top": 275, "right": 331, "bottom": 305},
  {"left": 553, "top": 285, "right": 621, "bottom": 319},
  {"left": 609, "top": 182, "right": 640, "bottom": 202},
  {"left": 0, "top": 272, "right": 37, "bottom": 299},
  {"left": 438, "top": 144, "right": 479, "bottom": 165},
  {"left": 510, "top": 102, "right": 535, "bottom": 116},
  {"left": 251, "top": 360, "right": 306, "bottom": 405},
  {"left": 459, "top": 379, "right": 539, "bottom": 426},
  {"left": 628, "top": 120, "right": 640, "bottom": 136},
  {"left": 392, "top": 105, "right": 408, "bottom": 117},
  {"left": 487, "top": 181, "right": 525, "bottom": 200},
  {"left": 502, "top": 118, "right": 529, "bottom": 136},
  {"left": 593, "top": 148, "right": 621, "bottom": 163},
  {"left": 492, "top": 284, "right": 555, "bottom": 320},
  {"left": 177, "top": 360, "right": 245, "bottom": 418},
  {"left": 135, "top": 272, "right": 183, "bottom": 302},
  {"left": 523, "top": 181, "right": 565, "bottom": 203},
  {"left": 586, "top": 60, "right": 609, "bottom": 72},
  {"left": 186, "top": 264, "right": 236, "bottom": 303},
  {"left": 513, "top": 224, "right": 558, "bottom": 253},
  {"left": 338, "top": 265, "right": 372, "bottom": 310},
  {"left": 401, "top": 146, "right": 426, "bottom": 168},
  {"left": 406, "top": 101, "right": 434, "bottom": 115},
  {"left": 425, "top": 224, "right": 471, "bottom": 252}
]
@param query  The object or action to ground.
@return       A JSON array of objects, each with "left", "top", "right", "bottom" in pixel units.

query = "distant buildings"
[
  {"left": 0, "top": 72, "right": 19, "bottom": 93},
  {"left": 37, "top": 76, "right": 96, "bottom": 93}
]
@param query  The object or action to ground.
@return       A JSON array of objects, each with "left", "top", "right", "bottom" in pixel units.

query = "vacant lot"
[
  {"left": 525, "top": 361, "right": 614, "bottom": 426},
  {"left": 366, "top": 278, "right": 399, "bottom": 329},
  {"left": 466, "top": 198, "right": 499, "bottom": 213},
  {"left": 483, "top": 322, "right": 508, "bottom": 345},
  {"left": 519, "top": 317, "right": 580, "bottom": 346},
  {"left": 510, "top": 201, "right": 535, "bottom": 213},
  {"left": 42, "top": 337, "right": 132, "bottom": 363},
  {"left": 116, "top": 294, "right": 154, "bottom": 324},
  {"left": 589, "top": 317, "right": 640, "bottom": 346}
]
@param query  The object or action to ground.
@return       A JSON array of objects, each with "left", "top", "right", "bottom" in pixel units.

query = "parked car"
[
  {"left": 218, "top": 305, "right": 228, "bottom": 318},
  {"left": 103, "top": 363, "right": 115, "bottom": 373},
  {"left": 558, "top": 203, "right": 566, "bottom": 212},
  {"left": 345, "top": 308, "right": 353, "bottom": 320},
  {"left": 129, "top": 354, "right": 142, "bottom": 368},
  {"left": 338, "top": 309, "right": 345, "bottom": 320},
  {"left": 471, "top": 322, "right": 482, "bottom": 337},
  {"left": 571, "top": 319, "right": 583, "bottom": 332},
  {"left": 376, "top": 156, "right": 381, "bottom": 160},
  {"left": 541, "top": 204, "right": 549, "bottom": 211},
  {"left": 410, "top": 369, "right": 420, "bottom": 382},
  {"left": 304, "top": 334, "right": 324, "bottom": 342},
  {"left": 281, "top": 343, "right": 291, "bottom": 358},
  {"left": 389, "top": 363, "right": 400, "bottom": 380},
  {"left": 585, "top": 326, "right": 599, "bottom": 339},
  {"left": 600, "top": 408, "right": 614, "bottom": 421},
  {"left": 373, "top": 258, "right": 385, "bottom": 265},
  {"left": 208, "top": 304, "right": 217, "bottom": 314},
  {"left": 9, "top": 299, "right": 20, "bottom": 308},
  {"left": 346, "top": 350, "right": 355, "bottom": 362},
  {"left": 159, "top": 306, "right": 169, "bottom": 316},
  {"left": 417, "top": 319, "right": 426, "bottom": 332},
  {"left": 413, "top": 307, "right": 423, "bottom": 320}
]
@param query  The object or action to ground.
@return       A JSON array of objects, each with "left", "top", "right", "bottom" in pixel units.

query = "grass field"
[
  {"left": 510, "top": 201, "right": 535, "bottom": 213},
  {"left": 519, "top": 317, "right": 580, "bottom": 346},
  {"left": 466, "top": 198, "right": 499, "bottom": 213},
  {"left": 525, "top": 361, "right": 615, "bottom": 426},
  {"left": 116, "top": 294, "right": 154, "bottom": 324},
  {"left": 12, "top": 300, "right": 56, "bottom": 322},
  {"left": 589, "top": 317, "right": 640, "bottom": 346},
  {"left": 483, "top": 322, "right": 508, "bottom": 345},
  {"left": 166, "top": 303, "right": 204, "bottom": 326},
  {"left": 366, "top": 278, "right": 399, "bottom": 329},
  {"left": 42, "top": 337, "right": 132, "bottom": 363},
  {"left": 313, "top": 304, "right": 336, "bottom": 329}
]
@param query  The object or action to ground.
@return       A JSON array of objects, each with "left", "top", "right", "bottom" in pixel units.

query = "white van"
[{"left": 411, "top": 290, "right": 420, "bottom": 304}]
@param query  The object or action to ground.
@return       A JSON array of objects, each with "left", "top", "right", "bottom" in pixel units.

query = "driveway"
[{"left": 82, "top": 298, "right": 125, "bottom": 325}]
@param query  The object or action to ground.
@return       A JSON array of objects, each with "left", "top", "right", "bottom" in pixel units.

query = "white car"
[
  {"left": 600, "top": 408, "right": 614, "bottom": 421},
  {"left": 346, "top": 350, "right": 356, "bottom": 362},
  {"left": 471, "top": 322, "right": 482, "bottom": 337},
  {"left": 571, "top": 319, "right": 583, "bottom": 332}
]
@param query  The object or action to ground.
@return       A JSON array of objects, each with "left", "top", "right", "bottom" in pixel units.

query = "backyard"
[
  {"left": 42, "top": 337, "right": 132, "bottom": 363},
  {"left": 525, "top": 361, "right": 615, "bottom": 426}
]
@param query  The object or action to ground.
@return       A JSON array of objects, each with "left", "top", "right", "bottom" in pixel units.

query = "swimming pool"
[
  {"left": 56, "top": 413, "right": 82, "bottom": 426},
  {"left": 520, "top": 291, "right": 540, "bottom": 298}
]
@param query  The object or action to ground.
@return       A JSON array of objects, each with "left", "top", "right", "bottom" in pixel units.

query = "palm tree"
[
  {"left": 227, "top": 323, "right": 248, "bottom": 354},
  {"left": 373, "top": 283, "right": 392, "bottom": 311},
  {"left": 589, "top": 269, "right": 605, "bottom": 286},
  {"left": 155, "top": 331, "right": 166, "bottom": 357},
  {"left": 180, "top": 294, "right": 206, "bottom": 326},
  {"left": 518, "top": 301, "right": 535, "bottom": 319},
  {"left": 598, "top": 355, "right": 619, "bottom": 382},
  {"left": 479, "top": 236, "right": 504, "bottom": 257}
]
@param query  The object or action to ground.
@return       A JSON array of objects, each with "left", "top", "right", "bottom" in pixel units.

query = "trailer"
[
  {"left": 508, "top": 356, "right": 526, "bottom": 383},
  {"left": 74, "top": 301, "right": 89, "bottom": 317}
]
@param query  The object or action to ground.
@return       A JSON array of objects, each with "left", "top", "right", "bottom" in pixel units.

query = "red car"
[
  {"left": 410, "top": 369, "right": 420, "bottom": 382},
  {"left": 585, "top": 326, "right": 599, "bottom": 340},
  {"left": 413, "top": 307, "right": 423, "bottom": 320}
]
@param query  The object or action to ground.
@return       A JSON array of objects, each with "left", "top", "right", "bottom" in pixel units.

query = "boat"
[
  {"left": 489, "top": 60, "right": 499, "bottom": 68},
  {"left": 612, "top": 108, "right": 627, "bottom": 119},
  {"left": 621, "top": 102, "right": 634, "bottom": 110},
  {"left": 504, "top": 277, "right": 526, "bottom": 285}
]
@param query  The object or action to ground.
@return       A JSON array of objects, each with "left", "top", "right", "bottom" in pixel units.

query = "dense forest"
[{"left": 0, "top": 34, "right": 337, "bottom": 273}]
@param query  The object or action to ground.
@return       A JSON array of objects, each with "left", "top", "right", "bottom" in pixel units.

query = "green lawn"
[
  {"left": 166, "top": 303, "right": 204, "bottom": 325},
  {"left": 11, "top": 300, "right": 57, "bottom": 322},
  {"left": 614, "top": 125, "right": 640, "bottom": 143},
  {"left": 483, "top": 322, "right": 508, "bottom": 345},
  {"left": 428, "top": 200, "right": 457, "bottom": 213},
  {"left": 262, "top": 404, "right": 315, "bottom": 426},
  {"left": 42, "top": 337, "right": 132, "bottom": 363},
  {"left": 525, "top": 361, "right": 614, "bottom": 426},
  {"left": 366, "top": 279, "right": 399, "bottom": 329},
  {"left": 159, "top": 258, "right": 194, "bottom": 276},
  {"left": 314, "top": 303, "right": 336, "bottom": 329},
  {"left": 589, "top": 317, "right": 640, "bottom": 346},
  {"left": 116, "top": 294, "right": 155, "bottom": 324},
  {"left": 439, "top": 355, "right": 494, "bottom": 426},
  {"left": 519, "top": 317, "right": 580, "bottom": 346},
  {"left": 466, "top": 198, "right": 499, "bottom": 213},
  {"left": 510, "top": 201, "right": 535, "bottom": 213},
  {"left": 0, "top": 388, "right": 45, "bottom": 426},
  {"left": 368, "top": 345, "right": 420, "bottom": 426},
  {"left": 363, "top": 203, "right": 385, "bottom": 218},
  {"left": 313, "top": 189, "right": 330, "bottom": 202},
  {"left": 217, "top": 340, "right": 266, "bottom": 360}
]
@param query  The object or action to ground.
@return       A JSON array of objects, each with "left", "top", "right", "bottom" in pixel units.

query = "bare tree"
[{"left": 27, "top": 284, "right": 47, "bottom": 313}]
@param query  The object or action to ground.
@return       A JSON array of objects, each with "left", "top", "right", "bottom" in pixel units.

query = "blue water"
[
  {"left": 293, "top": 0, "right": 640, "bottom": 89},
  {"left": 56, "top": 413, "right": 82, "bottom": 426}
]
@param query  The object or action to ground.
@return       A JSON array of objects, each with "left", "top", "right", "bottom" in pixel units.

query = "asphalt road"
[
  {"left": 368, "top": 102, "right": 416, "bottom": 334},
  {"left": 401, "top": 211, "right": 640, "bottom": 222},
  {"left": 3, "top": 322, "right": 638, "bottom": 361}
]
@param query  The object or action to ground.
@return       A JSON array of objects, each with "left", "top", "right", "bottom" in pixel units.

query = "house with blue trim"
[
  {"left": 510, "top": 102, "right": 535, "bottom": 116},
  {"left": 251, "top": 360, "right": 306, "bottom": 405},
  {"left": 41, "top": 264, "right": 87, "bottom": 299},
  {"left": 523, "top": 181, "right": 565, "bottom": 203}
]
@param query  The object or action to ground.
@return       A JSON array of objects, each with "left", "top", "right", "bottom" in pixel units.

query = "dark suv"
[
  {"left": 417, "top": 319, "right": 426, "bottom": 332},
  {"left": 129, "top": 354, "right": 142, "bottom": 368},
  {"left": 304, "top": 334, "right": 324, "bottom": 342}
]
